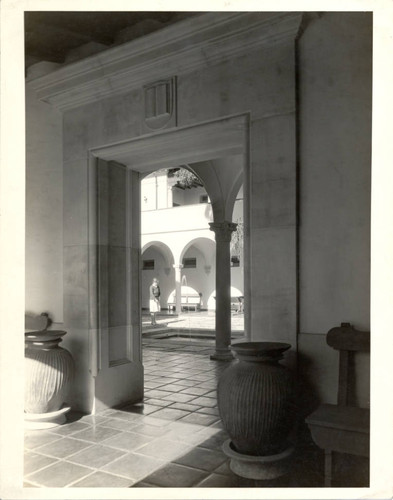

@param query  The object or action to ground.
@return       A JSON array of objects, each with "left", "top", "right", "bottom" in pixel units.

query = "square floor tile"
[
  {"left": 189, "top": 396, "right": 217, "bottom": 407},
  {"left": 154, "top": 384, "right": 183, "bottom": 393},
  {"left": 144, "top": 380, "right": 167, "bottom": 389},
  {"left": 25, "top": 431, "right": 62, "bottom": 450},
  {"left": 144, "top": 398, "right": 173, "bottom": 407},
  {"left": 24, "top": 451, "right": 58, "bottom": 475},
  {"left": 99, "top": 409, "right": 119, "bottom": 416},
  {"left": 72, "top": 425, "right": 121, "bottom": 443},
  {"left": 80, "top": 415, "right": 110, "bottom": 426},
  {"left": 103, "top": 410, "right": 142, "bottom": 422},
  {"left": 142, "top": 463, "right": 208, "bottom": 487},
  {"left": 161, "top": 430, "right": 207, "bottom": 447},
  {"left": 214, "top": 460, "right": 233, "bottom": 476},
  {"left": 71, "top": 471, "right": 135, "bottom": 487},
  {"left": 67, "top": 444, "right": 127, "bottom": 468},
  {"left": 131, "top": 423, "right": 171, "bottom": 437},
  {"left": 169, "top": 402, "right": 202, "bottom": 412},
  {"left": 147, "top": 407, "right": 190, "bottom": 421},
  {"left": 34, "top": 437, "right": 92, "bottom": 459},
  {"left": 179, "top": 413, "right": 220, "bottom": 426},
  {"left": 174, "top": 446, "right": 227, "bottom": 471},
  {"left": 144, "top": 389, "right": 174, "bottom": 399},
  {"left": 196, "top": 407, "right": 220, "bottom": 416},
  {"left": 204, "top": 390, "right": 217, "bottom": 398},
  {"left": 198, "top": 430, "right": 229, "bottom": 450},
  {"left": 132, "top": 481, "right": 157, "bottom": 487},
  {"left": 179, "top": 386, "right": 210, "bottom": 396},
  {"left": 26, "top": 460, "right": 92, "bottom": 487},
  {"left": 100, "top": 417, "right": 139, "bottom": 431},
  {"left": 119, "top": 403, "right": 161, "bottom": 416},
  {"left": 157, "top": 377, "right": 182, "bottom": 384},
  {"left": 187, "top": 373, "right": 213, "bottom": 381},
  {"left": 50, "top": 421, "right": 91, "bottom": 436},
  {"left": 177, "top": 369, "right": 202, "bottom": 376},
  {"left": 135, "top": 438, "right": 193, "bottom": 461},
  {"left": 162, "top": 392, "right": 198, "bottom": 403},
  {"left": 196, "top": 382, "right": 218, "bottom": 389},
  {"left": 171, "top": 379, "right": 200, "bottom": 387},
  {"left": 101, "top": 431, "right": 156, "bottom": 451},
  {"left": 195, "top": 472, "right": 240, "bottom": 487},
  {"left": 147, "top": 369, "right": 170, "bottom": 376},
  {"left": 138, "top": 416, "right": 174, "bottom": 427},
  {"left": 102, "top": 452, "right": 164, "bottom": 481}
]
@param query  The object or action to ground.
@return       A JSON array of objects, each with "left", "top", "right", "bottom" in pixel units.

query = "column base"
[{"left": 210, "top": 349, "right": 234, "bottom": 361}]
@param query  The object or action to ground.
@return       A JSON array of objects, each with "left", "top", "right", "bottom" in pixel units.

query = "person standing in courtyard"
[{"left": 149, "top": 278, "right": 161, "bottom": 326}]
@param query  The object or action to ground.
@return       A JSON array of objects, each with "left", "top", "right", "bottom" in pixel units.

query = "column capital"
[
  {"left": 209, "top": 221, "right": 237, "bottom": 242},
  {"left": 173, "top": 263, "right": 184, "bottom": 270}
]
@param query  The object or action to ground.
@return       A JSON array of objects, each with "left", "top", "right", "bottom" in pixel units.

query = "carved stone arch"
[
  {"left": 179, "top": 236, "right": 216, "bottom": 266},
  {"left": 141, "top": 241, "right": 175, "bottom": 269}
]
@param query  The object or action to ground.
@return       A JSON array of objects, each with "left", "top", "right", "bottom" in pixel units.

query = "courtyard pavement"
[{"left": 142, "top": 309, "right": 245, "bottom": 335}]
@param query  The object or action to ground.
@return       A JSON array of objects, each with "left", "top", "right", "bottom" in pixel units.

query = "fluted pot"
[
  {"left": 217, "top": 342, "right": 294, "bottom": 456},
  {"left": 25, "top": 331, "right": 74, "bottom": 414}
]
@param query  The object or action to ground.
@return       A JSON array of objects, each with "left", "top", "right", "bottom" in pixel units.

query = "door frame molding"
[{"left": 87, "top": 112, "right": 251, "bottom": 376}]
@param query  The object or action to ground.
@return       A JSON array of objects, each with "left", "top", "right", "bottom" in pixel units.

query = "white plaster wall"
[
  {"left": 297, "top": 13, "right": 371, "bottom": 405},
  {"left": 25, "top": 85, "right": 63, "bottom": 323},
  {"left": 298, "top": 13, "right": 371, "bottom": 334},
  {"left": 142, "top": 203, "right": 213, "bottom": 235},
  {"left": 141, "top": 176, "right": 157, "bottom": 211}
]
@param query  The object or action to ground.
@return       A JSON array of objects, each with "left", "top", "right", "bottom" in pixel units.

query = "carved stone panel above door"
[{"left": 143, "top": 77, "right": 177, "bottom": 132}]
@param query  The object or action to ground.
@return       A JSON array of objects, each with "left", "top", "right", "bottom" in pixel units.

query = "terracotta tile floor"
[{"left": 24, "top": 336, "right": 330, "bottom": 488}]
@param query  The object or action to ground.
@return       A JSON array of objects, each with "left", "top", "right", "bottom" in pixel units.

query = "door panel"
[{"left": 93, "top": 159, "right": 143, "bottom": 411}]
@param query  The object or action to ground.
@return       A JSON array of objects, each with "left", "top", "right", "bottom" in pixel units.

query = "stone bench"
[{"left": 167, "top": 294, "right": 201, "bottom": 312}]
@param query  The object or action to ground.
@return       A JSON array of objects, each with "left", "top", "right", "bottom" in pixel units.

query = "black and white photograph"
[{"left": 0, "top": 1, "right": 392, "bottom": 498}]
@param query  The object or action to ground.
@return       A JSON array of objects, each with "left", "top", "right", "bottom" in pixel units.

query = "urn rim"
[
  {"left": 230, "top": 341, "right": 291, "bottom": 356},
  {"left": 25, "top": 330, "right": 67, "bottom": 342}
]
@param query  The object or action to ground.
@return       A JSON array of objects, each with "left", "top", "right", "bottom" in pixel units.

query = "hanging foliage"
[{"left": 174, "top": 167, "right": 202, "bottom": 188}]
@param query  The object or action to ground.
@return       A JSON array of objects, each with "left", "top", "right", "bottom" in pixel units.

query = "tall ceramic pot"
[
  {"left": 25, "top": 331, "right": 74, "bottom": 414},
  {"left": 217, "top": 342, "right": 294, "bottom": 456}
]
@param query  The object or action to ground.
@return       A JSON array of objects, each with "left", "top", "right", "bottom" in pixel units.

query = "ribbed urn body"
[
  {"left": 25, "top": 331, "right": 74, "bottom": 414},
  {"left": 217, "top": 342, "right": 294, "bottom": 456}
]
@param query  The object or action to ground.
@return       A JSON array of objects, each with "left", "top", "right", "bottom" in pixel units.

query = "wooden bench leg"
[{"left": 324, "top": 450, "right": 333, "bottom": 487}]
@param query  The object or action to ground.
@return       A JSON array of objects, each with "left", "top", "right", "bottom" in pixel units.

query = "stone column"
[
  {"left": 173, "top": 264, "right": 183, "bottom": 314},
  {"left": 209, "top": 221, "right": 237, "bottom": 360}
]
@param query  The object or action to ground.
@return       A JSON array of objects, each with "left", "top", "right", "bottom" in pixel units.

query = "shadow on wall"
[
  {"left": 61, "top": 333, "right": 94, "bottom": 413},
  {"left": 296, "top": 352, "right": 323, "bottom": 418}
]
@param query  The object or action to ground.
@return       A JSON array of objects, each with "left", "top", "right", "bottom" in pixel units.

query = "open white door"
[{"left": 92, "top": 158, "right": 143, "bottom": 412}]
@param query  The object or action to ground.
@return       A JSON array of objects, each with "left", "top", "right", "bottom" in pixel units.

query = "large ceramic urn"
[
  {"left": 217, "top": 342, "right": 294, "bottom": 457},
  {"left": 25, "top": 330, "right": 74, "bottom": 415}
]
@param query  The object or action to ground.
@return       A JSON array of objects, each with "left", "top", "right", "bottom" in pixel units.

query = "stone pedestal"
[
  {"left": 223, "top": 439, "right": 294, "bottom": 480},
  {"left": 209, "top": 221, "right": 237, "bottom": 360},
  {"left": 24, "top": 406, "right": 71, "bottom": 430}
]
